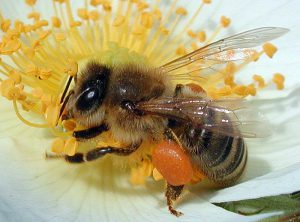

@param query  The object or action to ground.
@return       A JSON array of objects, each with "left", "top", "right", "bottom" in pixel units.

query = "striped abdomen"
[{"left": 173, "top": 114, "right": 247, "bottom": 187}]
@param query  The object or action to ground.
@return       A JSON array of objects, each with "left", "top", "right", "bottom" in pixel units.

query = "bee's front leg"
[
  {"left": 165, "top": 183, "right": 184, "bottom": 217},
  {"left": 65, "top": 142, "right": 141, "bottom": 163},
  {"left": 73, "top": 124, "right": 109, "bottom": 140}
]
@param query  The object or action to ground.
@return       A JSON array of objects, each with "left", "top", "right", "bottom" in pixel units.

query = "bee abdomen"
[
  {"left": 177, "top": 124, "right": 247, "bottom": 187},
  {"left": 200, "top": 133, "right": 247, "bottom": 186}
]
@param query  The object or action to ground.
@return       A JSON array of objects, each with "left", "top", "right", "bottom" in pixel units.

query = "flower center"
[{"left": 0, "top": 0, "right": 285, "bottom": 185}]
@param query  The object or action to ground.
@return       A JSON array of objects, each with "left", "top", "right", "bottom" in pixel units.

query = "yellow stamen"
[
  {"left": 25, "top": 0, "right": 37, "bottom": 6},
  {"left": 220, "top": 15, "right": 231, "bottom": 27},
  {"left": 0, "top": 0, "right": 286, "bottom": 186},
  {"left": 51, "top": 137, "right": 65, "bottom": 154},
  {"left": 273, "top": 73, "right": 285, "bottom": 90},
  {"left": 198, "top": 31, "right": 206, "bottom": 42},
  {"left": 152, "top": 168, "right": 163, "bottom": 181},
  {"left": 253, "top": 74, "right": 266, "bottom": 88},
  {"left": 64, "top": 137, "right": 78, "bottom": 156},
  {"left": 1, "top": 19, "right": 11, "bottom": 32},
  {"left": 45, "top": 104, "right": 60, "bottom": 127},
  {"left": 13, "top": 100, "right": 49, "bottom": 128},
  {"left": 130, "top": 160, "right": 153, "bottom": 185},
  {"left": 263, "top": 42, "right": 277, "bottom": 58},
  {"left": 62, "top": 120, "right": 77, "bottom": 131}
]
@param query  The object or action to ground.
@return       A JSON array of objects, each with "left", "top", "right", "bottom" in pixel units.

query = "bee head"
[{"left": 66, "top": 62, "right": 110, "bottom": 127}]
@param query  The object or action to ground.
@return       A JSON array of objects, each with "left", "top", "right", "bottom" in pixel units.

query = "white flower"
[{"left": 0, "top": 0, "right": 299, "bottom": 221}]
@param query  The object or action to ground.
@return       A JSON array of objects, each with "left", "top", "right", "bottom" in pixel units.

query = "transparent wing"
[
  {"left": 136, "top": 97, "right": 271, "bottom": 138},
  {"left": 161, "top": 27, "right": 289, "bottom": 72}
]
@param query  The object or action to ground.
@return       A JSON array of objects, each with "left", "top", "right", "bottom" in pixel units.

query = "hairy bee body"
[
  {"left": 61, "top": 27, "right": 288, "bottom": 216},
  {"left": 68, "top": 61, "right": 247, "bottom": 186}
]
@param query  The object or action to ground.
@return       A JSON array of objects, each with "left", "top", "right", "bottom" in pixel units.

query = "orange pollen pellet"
[
  {"left": 273, "top": 73, "right": 285, "bottom": 90},
  {"left": 220, "top": 16, "right": 231, "bottom": 27},
  {"left": 198, "top": 31, "right": 206, "bottom": 42},
  {"left": 203, "top": 0, "right": 211, "bottom": 3},
  {"left": 51, "top": 138, "right": 65, "bottom": 154},
  {"left": 176, "top": 7, "right": 187, "bottom": 16},
  {"left": 252, "top": 74, "right": 265, "bottom": 88},
  {"left": 263, "top": 42, "right": 277, "bottom": 58},
  {"left": 152, "top": 140, "right": 193, "bottom": 186},
  {"left": 64, "top": 137, "right": 78, "bottom": 156}
]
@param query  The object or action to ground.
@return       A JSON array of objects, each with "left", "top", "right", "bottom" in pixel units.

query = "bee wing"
[
  {"left": 137, "top": 97, "right": 271, "bottom": 138},
  {"left": 161, "top": 27, "right": 289, "bottom": 72}
]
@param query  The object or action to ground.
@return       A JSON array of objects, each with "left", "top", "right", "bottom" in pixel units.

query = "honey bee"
[{"left": 58, "top": 27, "right": 288, "bottom": 216}]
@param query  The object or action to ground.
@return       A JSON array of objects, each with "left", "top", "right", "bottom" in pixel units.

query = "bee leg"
[
  {"left": 73, "top": 124, "right": 109, "bottom": 140},
  {"left": 174, "top": 84, "right": 184, "bottom": 97},
  {"left": 65, "top": 142, "right": 141, "bottom": 163},
  {"left": 165, "top": 183, "right": 184, "bottom": 217}
]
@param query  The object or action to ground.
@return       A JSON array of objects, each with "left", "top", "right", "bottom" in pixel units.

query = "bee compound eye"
[{"left": 76, "top": 87, "right": 101, "bottom": 111}]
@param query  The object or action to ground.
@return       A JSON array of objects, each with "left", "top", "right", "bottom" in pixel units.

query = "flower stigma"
[{"left": 0, "top": 0, "right": 285, "bottom": 186}]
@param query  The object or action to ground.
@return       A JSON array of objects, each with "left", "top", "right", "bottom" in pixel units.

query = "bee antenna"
[
  {"left": 58, "top": 90, "right": 74, "bottom": 122},
  {"left": 60, "top": 76, "right": 73, "bottom": 104}
]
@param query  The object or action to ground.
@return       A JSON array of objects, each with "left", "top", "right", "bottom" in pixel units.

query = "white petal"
[
  {"left": 208, "top": 163, "right": 300, "bottom": 203},
  {"left": 0, "top": 137, "right": 279, "bottom": 222}
]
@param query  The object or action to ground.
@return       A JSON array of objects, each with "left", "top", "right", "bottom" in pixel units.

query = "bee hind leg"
[
  {"left": 64, "top": 142, "right": 141, "bottom": 163},
  {"left": 165, "top": 183, "right": 184, "bottom": 217}
]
